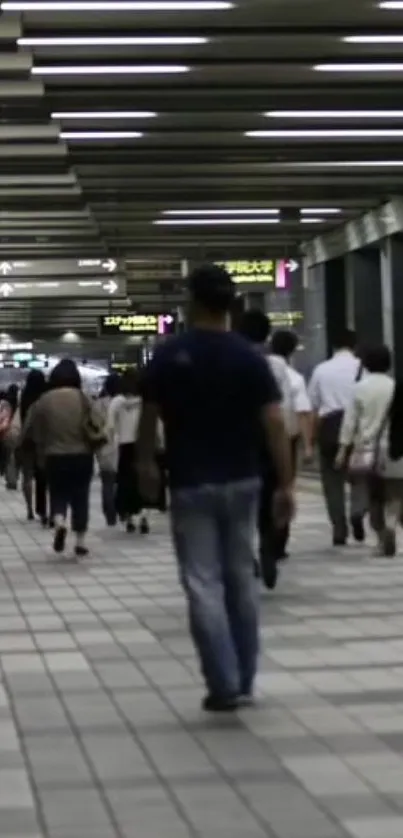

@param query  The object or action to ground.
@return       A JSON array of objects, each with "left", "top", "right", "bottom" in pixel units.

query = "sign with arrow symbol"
[
  {"left": 0, "top": 282, "right": 14, "bottom": 297},
  {"left": 0, "top": 262, "right": 13, "bottom": 277},
  {"left": 103, "top": 279, "right": 118, "bottom": 295},
  {"left": 285, "top": 259, "right": 299, "bottom": 273}
]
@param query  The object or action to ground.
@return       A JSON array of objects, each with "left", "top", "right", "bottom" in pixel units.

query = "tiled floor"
[{"left": 2, "top": 483, "right": 403, "bottom": 837}]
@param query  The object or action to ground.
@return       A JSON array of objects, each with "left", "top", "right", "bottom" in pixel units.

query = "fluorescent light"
[
  {"left": 32, "top": 65, "right": 189, "bottom": 75},
  {"left": 300, "top": 208, "right": 341, "bottom": 215},
  {"left": 379, "top": 2, "right": 403, "bottom": 7},
  {"left": 60, "top": 131, "right": 143, "bottom": 139},
  {"left": 52, "top": 111, "right": 156, "bottom": 119},
  {"left": 343, "top": 35, "right": 403, "bottom": 43},
  {"left": 154, "top": 218, "right": 281, "bottom": 226},
  {"left": 300, "top": 218, "right": 325, "bottom": 224},
  {"left": 162, "top": 209, "right": 280, "bottom": 216},
  {"left": 266, "top": 110, "right": 403, "bottom": 119},
  {"left": 19, "top": 36, "right": 207, "bottom": 46},
  {"left": 315, "top": 63, "right": 403, "bottom": 72},
  {"left": 2, "top": 1, "right": 233, "bottom": 9},
  {"left": 283, "top": 160, "right": 403, "bottom": 168},
  {"left": 247, "top": 129, "right": 403, "bottom": 138}
]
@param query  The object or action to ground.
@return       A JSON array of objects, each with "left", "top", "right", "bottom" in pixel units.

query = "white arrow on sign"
[
  {"left": 101, "top": 258, "right": 117, "bottom": 273},
  {"left": 0, "top": 282, "right": 14, "bottom": 297},
  {"left": 103, "top": 279, "right": 118, "bottom": 294},
  {"left": 286, "top": 259, "right": 299, "bottom": 273},
  {"left": 0, "top": 262, "right": 12, "bottom": 276}
]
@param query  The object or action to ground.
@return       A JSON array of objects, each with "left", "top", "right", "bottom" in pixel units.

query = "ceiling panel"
[{"left": 0, "top": 0, "right": 402, "bottom": 332}]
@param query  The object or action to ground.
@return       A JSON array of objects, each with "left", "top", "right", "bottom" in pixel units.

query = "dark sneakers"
[
  {"left": 75, "top": 546, "right": 89, "bottom": 558},
  {"left": 53, "top": 527, "right": 67, "bottom": 554},
  {"left": 351, "top": 516, "right": 365, "bottom": 543},
  {"left": 202, "top": 694, "right": 239, "bottom": 713},
  {"left": 140, "top": 517, "right": 150, "bottom": 535}
]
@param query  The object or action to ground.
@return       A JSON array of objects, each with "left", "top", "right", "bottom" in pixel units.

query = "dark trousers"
[
  {"left": 46, "top": 454, "right": 93, "bottom": 534},
  {"left": 100, "top": 470, "right": 117, "bottom": 525},
  {"left": 35, "top": 467, "right": 48, "bottom": 520},
  {"left": 258, "top": 437, "right": 298, "bottom": 580}
]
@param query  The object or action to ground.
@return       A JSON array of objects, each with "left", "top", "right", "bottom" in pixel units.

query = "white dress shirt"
[
  {"left": 308, "top": 350, "right": 361, "bottom": 418},
  {"left": 287, "top": 366, "right": 311, "bottom": 415}
]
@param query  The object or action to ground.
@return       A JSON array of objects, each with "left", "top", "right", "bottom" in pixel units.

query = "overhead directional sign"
[
  {"left": 0, "top": 258, "right": 120, "bottom": 277},
  {"left": 0, "top": 277, "right": 126, "bottom": 299},
  {"left": 215, "top": 259, "right": 300, "bottom": 288},
  {"left": 100, "top": 313, "right": 175, "bottom": 336}
]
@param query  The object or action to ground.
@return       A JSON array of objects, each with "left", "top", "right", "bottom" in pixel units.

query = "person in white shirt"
[
  {"left": 336, "top": 345, "right": 401, "bottom": 557},
  {"left": 270, "top": 329, "right": 312, "bottom": 557},
  {"left": 238, "top": 310, "right": 294, "bottom": 590},
  {"left": 271, "top": 330, "right": 312, "bottom": 465},
  {"left": 108, "top": 368, "right": 149, "bottom": 534},
  {"left": 308, "top": 329, "right": 366, "bottom": 546}
]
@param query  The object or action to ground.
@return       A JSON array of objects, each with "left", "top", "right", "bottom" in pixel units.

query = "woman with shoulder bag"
[
  {"left": 335, "top": 345, "right": 402, "bottom": 557},
  {"left": 21, "top": 359, "right": 104, "bottom": 558}
]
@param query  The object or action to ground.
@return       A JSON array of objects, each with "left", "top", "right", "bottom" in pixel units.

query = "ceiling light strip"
[
  {"left": 379, "top": 2, "right": 403, "bottom": 8},
  {"left": 60, "top": 131, "right": 143, "bottom": 138},
  {"left": 162, "top": 209, "right": 280, "bottom": 216},
  {"left": 20, "top": 36, "right": 208, "bottom": 45},
  {"left": 53, "top": 111, "right": 156, "bottom": 118},
  {"left": 3, "top": 1, "right": 232, "bottom": 9},
  {"left": 247, "top": 129, "right": 403, "bottom": 138},
  {"left": 343, "top": 35, "right": 403, "bottom": 43},
  {"left": 154, "top": 218, "right": 281, "bottom": 225},
  {"left": 266, "top": 110, "right": 403, "bottom": 119},
  {"left": 300, "top": 208, "right": 341, "bottom": 215},
  {"left": 315, "top": 63, "right": 403, "bottom": 72},
  {"left": 279, "top": 160, "right": 403, "bottom": 168},
  {"left": 32, "top": 65, "right": 190, "bottom": 75}
]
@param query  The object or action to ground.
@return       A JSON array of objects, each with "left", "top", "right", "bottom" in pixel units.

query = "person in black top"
[
  {"left": 137, "top": 263, "right": 294, "bottom": 712},
  {"left": 20, "top": 370, "right": 48, "bottom": 522}
]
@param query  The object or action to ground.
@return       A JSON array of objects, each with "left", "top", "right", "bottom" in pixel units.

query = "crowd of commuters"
[{"left": 0, "top": 263, "right": 401, "bottom": 713}]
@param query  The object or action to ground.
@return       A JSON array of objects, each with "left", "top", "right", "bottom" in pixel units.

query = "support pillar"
[{"left": 345, "top": 248, "right": 383, "bottom": 347}]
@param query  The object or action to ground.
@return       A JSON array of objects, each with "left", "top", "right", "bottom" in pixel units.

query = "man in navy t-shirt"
[{"left": 138, "top": 264, "right": 294, "bottom": 712}]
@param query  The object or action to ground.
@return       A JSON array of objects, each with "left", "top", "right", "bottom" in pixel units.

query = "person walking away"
[
  {"left": 238, "top": 310, "right": 294, "bottom": 589},
  {"left": 21, "top": 359, "right": 100, "bottom": 558},
  {"left": 108, "top": 368, "right": 150, "bottom": 534},
  {"left": 96, "top": 373, "right": 120, "bottom": 526},
  {"left": 19, "top": 370, "right": 47, "bottom": 522},
  {"left": 270, "top": 329, "right": 313, "bottom": 557},
  {"left": 309, "top": 329, "right": 366, "bottom": 546},
  {"left": 335, "top": 345, "right": 402, "bottom": 557},
  {"left": 137, "top": 264, "right": 294, "bottom": 712},
  {"left": 2, "top": 384, "right": 21, "bottom": 490}
]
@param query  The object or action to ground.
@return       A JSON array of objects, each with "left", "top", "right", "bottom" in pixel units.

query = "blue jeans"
[{"left": 170, "top": 478, "right": 260, "bottom": 698}]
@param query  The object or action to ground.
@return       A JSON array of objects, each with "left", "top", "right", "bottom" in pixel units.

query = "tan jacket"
[{"left": 23, "top": 387, "right": 93, "bottom": 458}]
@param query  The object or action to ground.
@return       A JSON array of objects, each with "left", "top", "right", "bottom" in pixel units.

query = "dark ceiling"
[{"left": 1, "top": 0, "right": 403, "bottom": 332}]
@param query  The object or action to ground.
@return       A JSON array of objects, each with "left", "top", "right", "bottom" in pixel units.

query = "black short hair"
[
  {"left": 363, "top": 344, "right": 392, "bottom": 374},
  {"left": 121, "top": 367, "right": 139, "bottom": 396},
  {"left": 49, "top": 358, "right": 81, "bottom": 390},
  {"left": 103, "top": 373, "right": 121, "bottom": 398},
  {"left": 333, "top": 329, "right": 357, "bottom": 351},
  {"left": 238, "top": 310, "right": 271, "bottom": 344},
  {"left": 271, "top": 329, "right": 299, "bottom": 359},
  {"left": 188, "top": 263, "right": 235, "bottom": 315}
]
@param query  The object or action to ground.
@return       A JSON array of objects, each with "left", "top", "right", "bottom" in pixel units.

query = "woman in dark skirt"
[{"left": 109, "top": 368, "right": 166, "bottom": 533}]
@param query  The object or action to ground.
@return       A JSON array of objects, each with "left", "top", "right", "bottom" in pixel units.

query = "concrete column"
[
  {"left": 384, "top": 235, "right": 403, "bottom": 376},
  {"left": 380, "top": 238, "right": 394, "bottom": 354},
  {"left": 345, "top": 248, "right": 383, "bottom": 346},
  {"left": 324, "top": 256, "right": 347, "bottom": 355},
  {"left": 302, "top": 261, "right": 327, "bottom": 373}
]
